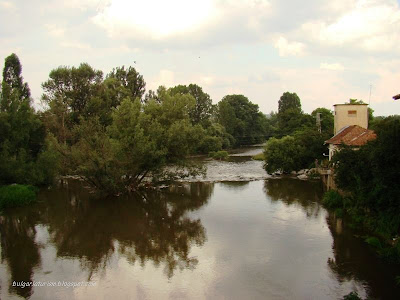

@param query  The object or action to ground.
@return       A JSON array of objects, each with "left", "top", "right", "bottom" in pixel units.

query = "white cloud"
[
  {"left": 320, "top": 62, "right": 345, "bottom": 71},
  {"left": 274, "top": 37, "right": 305, "bottom": 56},
  {"left": 150, "top": 70, "right": 175, "bottom": 89},
  {"left": 92, "top": 0, "right": 217, "bottom": 39},
  {"left": 0, "top": 1, "right": 16, "bottom": 10},
  {"left": 60, "top": 41, "right": 92, "bottom": 50},
  {"left": 302, "top": 0, "right": 400, "bottom": 52},
  {"left": 45, "top": 24, "right": 65, "bottom": 38}
]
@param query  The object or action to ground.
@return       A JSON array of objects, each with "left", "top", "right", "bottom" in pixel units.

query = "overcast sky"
[{"left": 1, "top": 0, "right": 400, "bottom": 115}]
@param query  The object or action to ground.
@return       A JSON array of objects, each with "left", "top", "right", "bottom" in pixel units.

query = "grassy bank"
[{"left": 0, "top": 185, "right": 38, "bottom": 210}]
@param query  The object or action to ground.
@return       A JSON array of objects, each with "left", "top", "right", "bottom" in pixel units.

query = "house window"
[{"left": 348, "top": 110, "right": 357, "bottom": 117}]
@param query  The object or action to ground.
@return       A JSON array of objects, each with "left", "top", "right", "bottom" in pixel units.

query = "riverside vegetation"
[{"left": 0, "top": 53, "right": 273, "bottom": 201}]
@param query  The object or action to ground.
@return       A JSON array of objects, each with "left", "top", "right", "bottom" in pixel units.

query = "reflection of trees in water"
[
  {"left": 0, "top": 180, "right": 212, "bottom": 296},
  {"left": 219, "top": 181, "right": 249, "bottom": 190},
  {"left": 263, "top": 178, "right": 324, "bottom": 218},
  {"left": 0, "top": 209, "right": 41, "bottom": 298},
  {"left": 326, "top": 213, "right": 400, "bottom": 299}
]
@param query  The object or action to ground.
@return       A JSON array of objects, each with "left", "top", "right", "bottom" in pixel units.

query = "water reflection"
[
  {"left": 0, "top": 181, "right": 212, "bottom": 297},
  {"left": 0, "top": 210, "right": 41, "bottom": 298},
  {"left": 326, "top": 213, "right": 400, "bottom": 299},
  {"left": 264, "top": 178, "right": 324, "bottom": 218}
]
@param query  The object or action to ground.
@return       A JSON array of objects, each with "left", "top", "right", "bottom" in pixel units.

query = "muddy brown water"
[{"left": 1, "top": 147, "right": 399, "bottom": 299}]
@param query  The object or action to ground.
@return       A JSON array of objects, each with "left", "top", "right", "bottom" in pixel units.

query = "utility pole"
[{"left": 316, "top": 112, "right": 322, "bottom": 133}]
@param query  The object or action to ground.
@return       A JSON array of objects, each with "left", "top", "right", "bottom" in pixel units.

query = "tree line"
[{"left": 0, "top": 53, "right": 275, "bottom": 194}]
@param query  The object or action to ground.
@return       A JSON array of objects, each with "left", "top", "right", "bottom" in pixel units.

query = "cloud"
[
  {"left": 92, "top": 0, "right": 218, "bottom": 39},
  {"left": 45, "top": 24, "right": 65, "bottom": 38},
  {"left": 301, "top": 0, "right": 400, "bottom": 52},
  {"left": 274, "top": 37, "right": 305, "bottom": 56},
  {"left": 320, "top": 63, "right": 345, "bottom": 71},
  {"left": 60, "top": 41, "right": 92, "bottom": 50},
  {"left": 0, "top": 1, "right": 16, "bottom": 10}
]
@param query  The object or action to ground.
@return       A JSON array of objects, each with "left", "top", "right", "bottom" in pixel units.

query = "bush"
[
  {"left": 322, "top": 190, "right": 343, "bottom": 209},
  {"left": 0, "top": 184, "right": 38, "bottom": 209},
  {"left": 209, "top": 151, "right": 229, "bottom": 160},
  {"left": 343, "top": 291, "right": 362, "bottom": 300}
]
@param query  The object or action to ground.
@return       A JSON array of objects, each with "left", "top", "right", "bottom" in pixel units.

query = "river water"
[{"left": 1, "top": 147, "right": 399, "bottom": 299}]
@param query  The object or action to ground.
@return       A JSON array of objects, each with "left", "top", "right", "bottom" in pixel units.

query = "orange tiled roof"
[{"left": 325, "top": 125, "right": 376, "bottom": 146}]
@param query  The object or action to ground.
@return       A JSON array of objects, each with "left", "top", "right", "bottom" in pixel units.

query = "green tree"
[
  {"left": 263, "top": 136, "right": 303, "bottom": 173},
  {"left": 41, "top": 63, "right": 103, "bottom": 131},
  {"left": 0, "top": 54, "right": 57, "bottom": 186},
  {"left": 278, "top": 92, "right": 301, "bottom": 114},
  {"left": 217, "top": 94, "right": 268, "bottom": 145},
  {"left": 311, "top": 107, "right": 334, "bottom": 135},
  {"left": 169, "top": 84, "right": 213, "bottom": 126},
  {"left": 106, "top": 65, "right": 146, "bottom": 101},
  {"left": 1, "top": 53, "right": 31, "bottom": 111}
]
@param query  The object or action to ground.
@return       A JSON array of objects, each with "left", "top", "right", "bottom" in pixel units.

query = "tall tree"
[
  {"left": 169, "top": 84, "right": 213, "bottom": 126},
  {"left": 218, "top": 94, "right": 267, "bottom": 145},
  {"left": 42, "top": 63, "right": 103, "bottom": 143},
  {"left": 0, "top": 54, "right": 56, "bottom": 185},
  {"left": 278, "top": 92, "right": 301, "bottom": 114},
  {"left": 1, "top": 53, "right": 31, "bottom": 111},
  {"left": 311, "top": 107, "right": 334, "bottom": 135},
  {"left": 107, "top": 65, "right": 146, "bottom": 101}
]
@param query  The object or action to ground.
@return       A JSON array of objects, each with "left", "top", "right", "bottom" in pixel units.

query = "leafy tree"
[
  {"left": 41, "top": 63, "right": 103, "bottom": 135},
  {"left": 263, "top": 136, "right": 303, "bottom": 173},
  {"left": 169, "top": 84, "right": 213, "bottom": 126},
  {"left": 332, "top": 116, "right": 400, "bottom": 238},
  {"left": 311, "top": 107, "right": 334, "bottom": 135},
  {"left": 278, "top": 92, "right": 301, "bottom": 114},
  {"left": 106, "top": 65, "right": 146, "bottom": 102},
  {"left": 217, "top": 94, "right": 268, "bottom": 145},
  {"left": 0, "top": 53, "right": 57, "bottom": 186},
  {"left": 1, "top": 53, "right": 31, "bottom": 111}
]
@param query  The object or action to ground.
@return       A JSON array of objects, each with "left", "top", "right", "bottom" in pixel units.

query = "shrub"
[
  {"left": 322, "top": 190, "right": 343, "bottom": 209},
  {"left": 0, "top": 184, "right": 38, "bottom": 209},
  {"left": 209, "top": 150, "right": 229, "bottom": 160}
]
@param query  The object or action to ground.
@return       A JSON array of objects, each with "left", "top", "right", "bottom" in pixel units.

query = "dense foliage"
[
  {"left": 263, "top": 91, "right": 332, "bottom": 173},
  {"left": 332, "top": 116, "right": 400, "bottom": 238},
  {"left": 217, "top": 94, "right": 269, "bottom": 145},
  {"left": 0, "top": 54, "right": 58, "bottom": 186}
]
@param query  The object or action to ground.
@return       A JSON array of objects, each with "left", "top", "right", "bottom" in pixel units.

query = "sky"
[{"left": 1, "top": 0, "right": 400, "bottom": 116}]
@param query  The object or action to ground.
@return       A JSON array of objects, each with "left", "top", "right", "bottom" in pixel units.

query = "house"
[
  {"left": 325, "top": 103, "right": 376, "bottom": 160},
  {"left": 325, "top": 125, "right": 376, "bottom": 160}
]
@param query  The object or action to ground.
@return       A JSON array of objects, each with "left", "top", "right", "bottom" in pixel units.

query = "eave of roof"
[{"left": 325, "top": 125, "right": 376, "bottom": 146}]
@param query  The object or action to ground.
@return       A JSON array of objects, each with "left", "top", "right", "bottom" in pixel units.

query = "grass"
[
  {"left": 209, "top": 151, "right": 229, "bottom": 160},
  {"left": 0, "top": 184, "right": 38, "bottom": 209},
  {"left": 252, "top": 153, "right": 265, "bottom": 161}
]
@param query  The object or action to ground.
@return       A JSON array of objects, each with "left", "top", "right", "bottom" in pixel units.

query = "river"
[{"left": 0, "top": 147, "right": 399, "bottom": 299}]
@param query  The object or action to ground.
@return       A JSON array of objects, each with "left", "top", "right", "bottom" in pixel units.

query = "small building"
[
  {"left": 325, "top": 125, "right": 376, "bottom": 160},
  {"left": 333, "top": 103, "right": 368, "bottom": 134}
]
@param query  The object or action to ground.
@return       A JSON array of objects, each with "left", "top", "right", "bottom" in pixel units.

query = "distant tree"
[
  {"left": 0, "top": 54, "right": 57, "bottom": 185},
  {"left": 106, "top": 66, "right": 146, "bottom": 101},
  {"left": 1, "top": 53, "right": 31, "bottom": 111},
  {"left": 42, "top": 63, "right": 103, "bottom": 142},
  {"left": 278, "top": 92, "right": 301, "bottom": 114},
  {"left": 217, "top": 94, "right": 268, "bottom": 145},
  {"left": 169, "top": 84, "right": 213, "bottom": 126},
  {"left": 263, "top": 136, "right": 303, "bottom": 173},
  {"left": 311, "top": 107, "right": 334, "bottom": 135}
]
